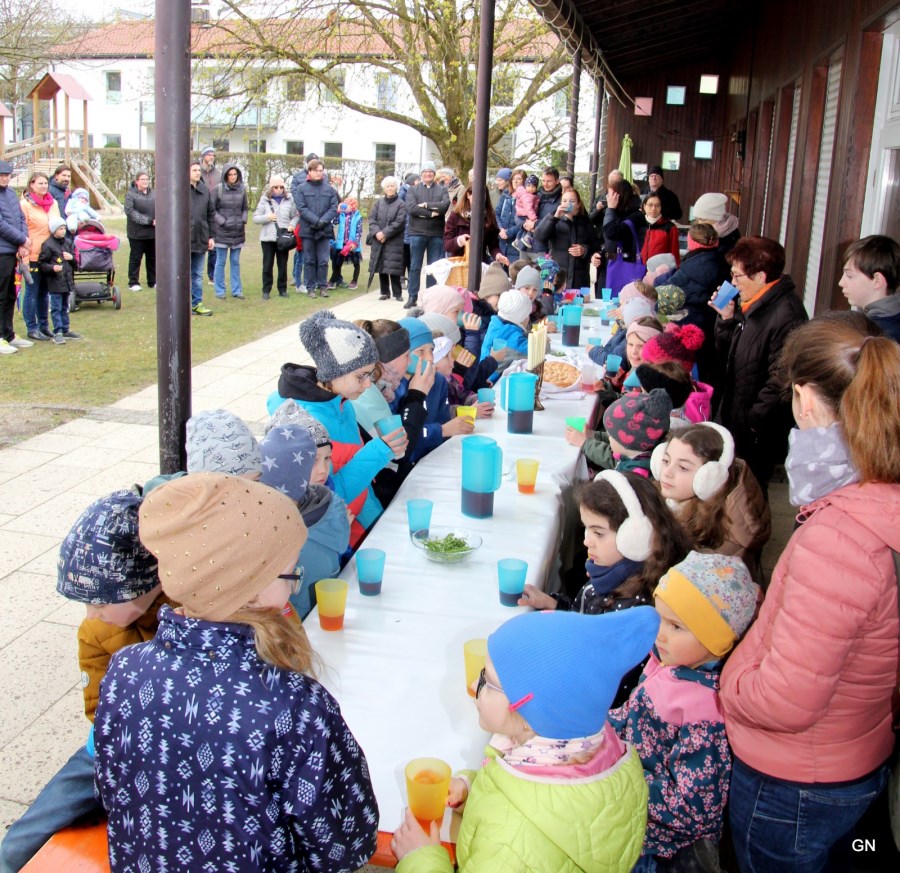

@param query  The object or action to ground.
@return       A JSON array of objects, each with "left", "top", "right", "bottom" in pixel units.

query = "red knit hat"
[{"left": 640, "top": 323, "right": 705, "bottom": 372}]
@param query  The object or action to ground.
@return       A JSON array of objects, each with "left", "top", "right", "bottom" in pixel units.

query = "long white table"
[{"left": 303, "top": 318, "right": 610, "bottom": 843}]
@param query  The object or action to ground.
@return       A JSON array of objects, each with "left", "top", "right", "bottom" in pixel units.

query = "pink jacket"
[
  {"left": 720, "top": 482, "right": 900, "bottom": 783},
  {"left": 512, "top": 186, "right": 538, "bottom": 221}
]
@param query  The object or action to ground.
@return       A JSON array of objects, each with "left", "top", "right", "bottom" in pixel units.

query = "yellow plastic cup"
[
  {"left": 515, "top": 458, "right": 540, "bottom": 494},
  {"left": 463, "top": 639, "right": 487, "bottom": 698},
  {"left": 456, "top": 405, "right": 477, "bottom": 424},
  {"left": 315, "top": 578, "right": 348, "bottom": 631},
  {"left": 405, "top": 757, "right": 451, "bottom": 833}
]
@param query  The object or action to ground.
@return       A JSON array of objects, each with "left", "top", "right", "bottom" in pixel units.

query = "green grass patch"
[{"left": 0, "top": 218, "right": 369, "bottom": 407}]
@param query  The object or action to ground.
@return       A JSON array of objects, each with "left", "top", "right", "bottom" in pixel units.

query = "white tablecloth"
[{"left": 303, "top": 321, "right": 609, "bottom": 837}]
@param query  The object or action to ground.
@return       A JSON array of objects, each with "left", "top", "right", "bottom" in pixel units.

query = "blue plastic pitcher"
[
  {"left": 461, "top": 436, "right": 503, "bottom": 519},
  {"left": 560, "top": 304, "right": 582, "bottom": 347},
  {"left": 506, "top": 372, "right": 538, "bottom": 434}
]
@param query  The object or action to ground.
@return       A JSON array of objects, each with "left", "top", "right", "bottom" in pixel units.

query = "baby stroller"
[{"left": 72, "top": 218, "right": 121, "bottom": 310}]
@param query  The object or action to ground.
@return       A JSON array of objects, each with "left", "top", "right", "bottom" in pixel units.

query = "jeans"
[
  {"left": 127, "top": 237, "right": 156, "bottom": 287},
  {"left": 189, "top": 251, "right": 206, "bottom": 307},
  {"left": 408, "top": 234, "right": 445, "bottom": 302},
  {"left": 0, "top": 253, "right": 17, "bottom": 342},
  {"left": 293, "top": 250, "right": 303, "bottom": 287},
  {"left": 22, "top": 263, "right": 49, "bottom": 334},
  {"left": 213, "top": 245, "right": 243, "bottom": 297},
  {"left": 302, "top": 236, "right": 331, "bottom": 291},
  {"left": 206, "top": 246, "right": 216, "bottom": 280},
  {"left": 49, "top": 293, "right": 70, "bottom": 334},
  {"left": 728, "top": 756, "right": 889, "bottom": 873},
  {"left": 260, "top": 241, "right": 289, "bottom": 296},
  {"left": 0, "top": 745, "right": 99, "bottom": 873}
]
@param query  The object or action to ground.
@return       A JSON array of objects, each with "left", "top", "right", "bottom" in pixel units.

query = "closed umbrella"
[{"left": 618, "top": 134, "right": 634, "bottom": 185}]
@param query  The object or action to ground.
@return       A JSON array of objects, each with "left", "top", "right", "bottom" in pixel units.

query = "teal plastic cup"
[
  {"left": 492, "top": 338, "right": 508, "bottom": 352},
  {"left": 406, "top": 499, "right": 433, "bottom": 535},
  {"left": 375, "top": 414, "right": 403, "bottom": 436},
  {"left": 477, "top": 388, "right": 496, "bottom": 404},
  {"left": 497, "top": 558, "right": 528, "bottom": 607},
  {"left": 601, "top": 287, "right": 613, "bottom": 301},
  {"left": 588, "top": 336, "right": 604, "bottom": 346},
  {"left": 606, "top": 354, "right": 623, "bottom": 373},
  {"left": 356, "top": 548, "right": 386, "bottom": 596}
]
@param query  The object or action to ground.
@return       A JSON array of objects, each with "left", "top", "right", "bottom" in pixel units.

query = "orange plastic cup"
[
  {"left": 463, "top": 639, "right": 487, "bottom": 698},
  {"left": 405, "top": 757, "right": 451, "bottom": 833},
  {"left": 315, "top": 578, "right": 348, "bottom": 631}
]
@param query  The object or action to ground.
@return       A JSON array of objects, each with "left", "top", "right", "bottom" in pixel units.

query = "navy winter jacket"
[
  {"left": 0, "top": 185, "right": 27, "bottom": 256},
  {"left": 296, "top": 178, "right": 339, "bottom": 240}
]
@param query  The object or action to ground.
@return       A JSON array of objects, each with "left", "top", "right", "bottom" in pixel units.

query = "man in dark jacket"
[
  {"left": 406, "top": 161, "right": 450, "bottom": 308},
  {"left": 527, "top": 167, "right": 562, "bottom": 254},
  {"left": 0, "top": 159, "right": 32, "bottom": 353},
  {"left": 712, "top": 236, "right": 808, "bottom": 493},
  {"left": 295, "top": 159, "right": 338, "bottom": 298},
  {"left": 189, "top": 161, "right": 215, "bottom": 316},
  {"left": 199, "top": 146, "right": 221, "bottom": 283},
  {"left": 642, "top": 166, "right": 683, "bottom": 222},
  {"left": 48, "top": 166, "right": 71, "bottom": 217},
  {"left": 289, "top": 152, "right": 318, "bottom": 293}
]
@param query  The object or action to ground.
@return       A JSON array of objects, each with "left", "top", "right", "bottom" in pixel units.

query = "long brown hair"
[
  {"left": 227, "top": 607, "right": 318, "bottom": 677},
  {"left": 781, "top": 312, "right": 900, "bottom": 483},
  {"left": 661, "top": 425, "right": 740, "bottom": 549},
  {"left": 454, "top": 185, "right": 499, "bottom": 232},
  {"left": 577, "top": 473, "right": 691, "bottom": 601}
]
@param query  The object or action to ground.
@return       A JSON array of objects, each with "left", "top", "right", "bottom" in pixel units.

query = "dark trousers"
[
  {"left": 260, "top": 241, "right": 289, "bottom": 296},
  {"left": 127, "top": 237, "right": 156, "bottom": 286},
  {"left": 206, "top": 246, "right": 216, "bottom": 280},
  {"left": 330, "top": 252, "right": 361, "bottom": 284},
  {"left": 302, "top": 236, "right": 331, "bottom": 290},
  {"left": 380, "top": 274, "right": 402, "bottom": 298},
  {"left": 0, "top": 253, "right": 17, "bottom": 341}
]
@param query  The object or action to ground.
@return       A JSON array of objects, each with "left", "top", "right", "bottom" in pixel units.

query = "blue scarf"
[{"left": 584, "top": 558, "right": 644, "bottom": 595}]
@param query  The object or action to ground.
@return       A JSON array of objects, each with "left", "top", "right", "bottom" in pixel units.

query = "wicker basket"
[{"left": 446, "top": 241, "right": 470, "bottom": 288}]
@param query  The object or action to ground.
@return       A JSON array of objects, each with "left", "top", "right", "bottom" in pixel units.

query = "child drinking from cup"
[
  {"left": 391, "top": 607, "right": 661, "bottom": 872},
  {"left": 479, "top": 289, "right": 532, "bottom": 360},
  {"left": 95, "top": 473, "right": 379, "bottom": 872},
  {"left": 651, "top": 423, "right": 771, "bottom": 581},
  {"left": 609, "top": 552, "right": 760, "bottom": 871}
]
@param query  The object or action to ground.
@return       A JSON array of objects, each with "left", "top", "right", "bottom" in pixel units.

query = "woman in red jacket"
[
  {"left": 720, "top": 313, "right": 900, "bottom": 872},
  {"left": 640, "top": 193, "right": 680, "bottom": 267}
]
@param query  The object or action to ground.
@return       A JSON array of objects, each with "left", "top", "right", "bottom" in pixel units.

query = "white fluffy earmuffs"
[
  {"left": 592, "top": 470, "right": 654, "bottom": 561},
  {"left": 650, "top": 422, "right": 735, "bottom": 501}
]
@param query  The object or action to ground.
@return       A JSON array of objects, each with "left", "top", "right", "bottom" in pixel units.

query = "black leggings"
[
  {"left": 379, "top": 274, "right": 402, "bottom": 298},
  {"left": 261, "top": 241, "right": 289, "bottom": 295},
  {"left": 127, "top": 237, "right": 156, "bottom": 286}
]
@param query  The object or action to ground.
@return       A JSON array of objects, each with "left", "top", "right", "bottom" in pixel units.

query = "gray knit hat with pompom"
[{"left": 298, "top": 309, "right": 379, "bottom": 382}]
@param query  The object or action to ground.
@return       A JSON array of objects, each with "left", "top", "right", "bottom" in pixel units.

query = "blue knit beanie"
[
  {"left": 299, "top": 309, "right": 379, "bottom": 382},
  {"left": 398, "top": 317, "right": 434, "bottom": 352},
  {"left": 496, "top": 168, "right": 512, "bottom": 182},
  {"left": 488, "top": 607, "right": 660, "bottom": 739},
  {"left": 259, "top": 422, "right": 317, "bottom": 503},
  {"left": 57, "top": 490, "right": 159, "bottom": 604}
]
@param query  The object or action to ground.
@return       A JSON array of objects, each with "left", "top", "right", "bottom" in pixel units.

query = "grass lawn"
[{"left": 0, "top": 217, "right": 369, "bottom": 407}]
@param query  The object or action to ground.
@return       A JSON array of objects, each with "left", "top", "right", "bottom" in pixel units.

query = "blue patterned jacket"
[
  {"left": 608, "top": 651, "right": 730, "bottom": 859},
  {"left": 94, "top": 605, "right": 378, "bottom": 872}
]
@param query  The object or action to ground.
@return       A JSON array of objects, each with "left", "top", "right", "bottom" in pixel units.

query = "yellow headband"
[{"left": 654, "top": 568, "right": 736, "bottom": 657}]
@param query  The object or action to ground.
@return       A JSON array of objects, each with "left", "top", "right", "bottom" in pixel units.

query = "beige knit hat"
[
  {"left": 138, "top": 472, "right": 307, "bottom": 621},
  {"left": 478, "top": 262, "right": 511, "bottom": 299}
]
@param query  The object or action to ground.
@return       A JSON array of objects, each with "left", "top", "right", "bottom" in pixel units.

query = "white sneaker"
[
  {"left": 129, "top": 284, "right": 141, "bottom": 291},
  {"left": 295, "top": 284, "right": 308, "bottom": 295},
  {"left": 9, "top": 337, "right": 33, "bottom": 348},
  {"left": 0, "top": 339, "right": 17, "bottom": 355}
]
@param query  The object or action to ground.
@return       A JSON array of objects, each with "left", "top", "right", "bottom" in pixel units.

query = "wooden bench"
[{"left": 22, "top": 823, "right": 456, "bottom": 871}]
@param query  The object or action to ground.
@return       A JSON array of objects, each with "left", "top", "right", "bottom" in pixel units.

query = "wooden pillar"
[
  {"left": 32, "top": 93, "right": 40, "bottom": 156},
  {"left": 82, "top": 101, "right": 88, "bottom": 161},
  {"left": 0, "top": 118, "right": 4, "bottom": 158},
  {"left": 64, "top": 95, "right": 70, "bottom": 162},
  {"left": 52, "top": 95, "right": 58, "bottom": 146},
  {"left": 567, "top": 52, "right": 582, "bottom": 175}
]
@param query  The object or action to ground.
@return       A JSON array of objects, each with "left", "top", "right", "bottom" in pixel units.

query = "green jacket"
[{"left": 398, "top": 744, "right": 647, "bottom": 873}]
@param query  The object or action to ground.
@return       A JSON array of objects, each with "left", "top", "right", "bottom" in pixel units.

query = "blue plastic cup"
[
  {"left": 406, "top": 499, "right": 433, "bottom": 535},
  {"left": 712, "top": 281, "right": 740, "bottom": 309},
  {"left": 497, "top": 558, "right": 528, "bottom": 607},
  {"left": 492, "top": 338, "right": 508, "bottom": 352},
  {"left": 606, "top": 353, "right": 623, "bottom": 373},
  {"left": 477, "top": 388, "right": 496, "bottom": 404},
  {"left": 356, "top": 548, "right": 386, "bottom": 596},
  {"left": 588, "top": 336, "right": 603, "bottom": 346},
  {"left": 601, "top": 287, "right": 613, "bottom": 301},
  {"left": 375, "top": 414, "right": 403, "bottom": 436}
]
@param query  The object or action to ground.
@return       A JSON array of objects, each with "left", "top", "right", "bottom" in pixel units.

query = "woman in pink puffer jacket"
[{"left": 720, "top": 313, "right": 900, "bottom": 873}]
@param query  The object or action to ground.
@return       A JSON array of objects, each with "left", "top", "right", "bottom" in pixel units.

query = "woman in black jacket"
[
  {"left": 534, "top": 188, "right": 599, "bottom": 288},
  {"left": 368, "top": 176, "right": 408, "bottom": 301},
  {"left": 124, "top": 170, "right": 155, "bottom": 291},
  {"left": 711, "top": 236, "right": 808, "bottom": 494},
  {"left": 211, "top": 163, "right": 249, "bottom": 299}
]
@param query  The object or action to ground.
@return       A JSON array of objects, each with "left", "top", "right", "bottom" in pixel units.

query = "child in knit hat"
[
  {"left": 600, "top": 389, "right": 672, "bottom": 476},
  {"left": 185, "top": 408, "right": 263, "bottom": 477},
  {"left": 269, "top": 309, "right": 407, "bottom": 545},
  {"left": 94, "top": 473, "right": 378, "bottom": 871},
  {"left": 512, "top": 174, "right": 540, "bottom": 251},
  {"left": 38, "top": 215, "right": 81, "bottom": 343},
  {"left": 391, "top": 608, "right": 661, "bottom": 872},
  {"left": 479, "top": 289, "right": 531, "bottom": 360},
  {"left": 0, "top": 490, "right": 170, "bottom": 871},
  {"left": 64, "top": 186, "right": 100, "bottom": 233},
  {"left": 259, "top": 418, "right": 350, "bottom": 618},
  {"left": 609, "top": 552, "right": 760, "bottom": 869},
  {"left": 640, "top": 322, "right": 705, "bottom": 373}
]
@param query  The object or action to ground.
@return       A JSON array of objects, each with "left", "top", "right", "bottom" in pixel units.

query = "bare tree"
[{"left": 200, "top": 0, "right": 571, "bottom": 173}]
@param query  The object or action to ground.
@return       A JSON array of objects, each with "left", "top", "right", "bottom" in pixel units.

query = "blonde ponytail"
[{"left": 228, "top": 607, "right": 319, "bottom": 677}]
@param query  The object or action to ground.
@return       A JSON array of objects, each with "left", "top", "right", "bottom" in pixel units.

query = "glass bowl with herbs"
[{"left": 410, "top": 527, "right": 483, "bottom": 564}]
